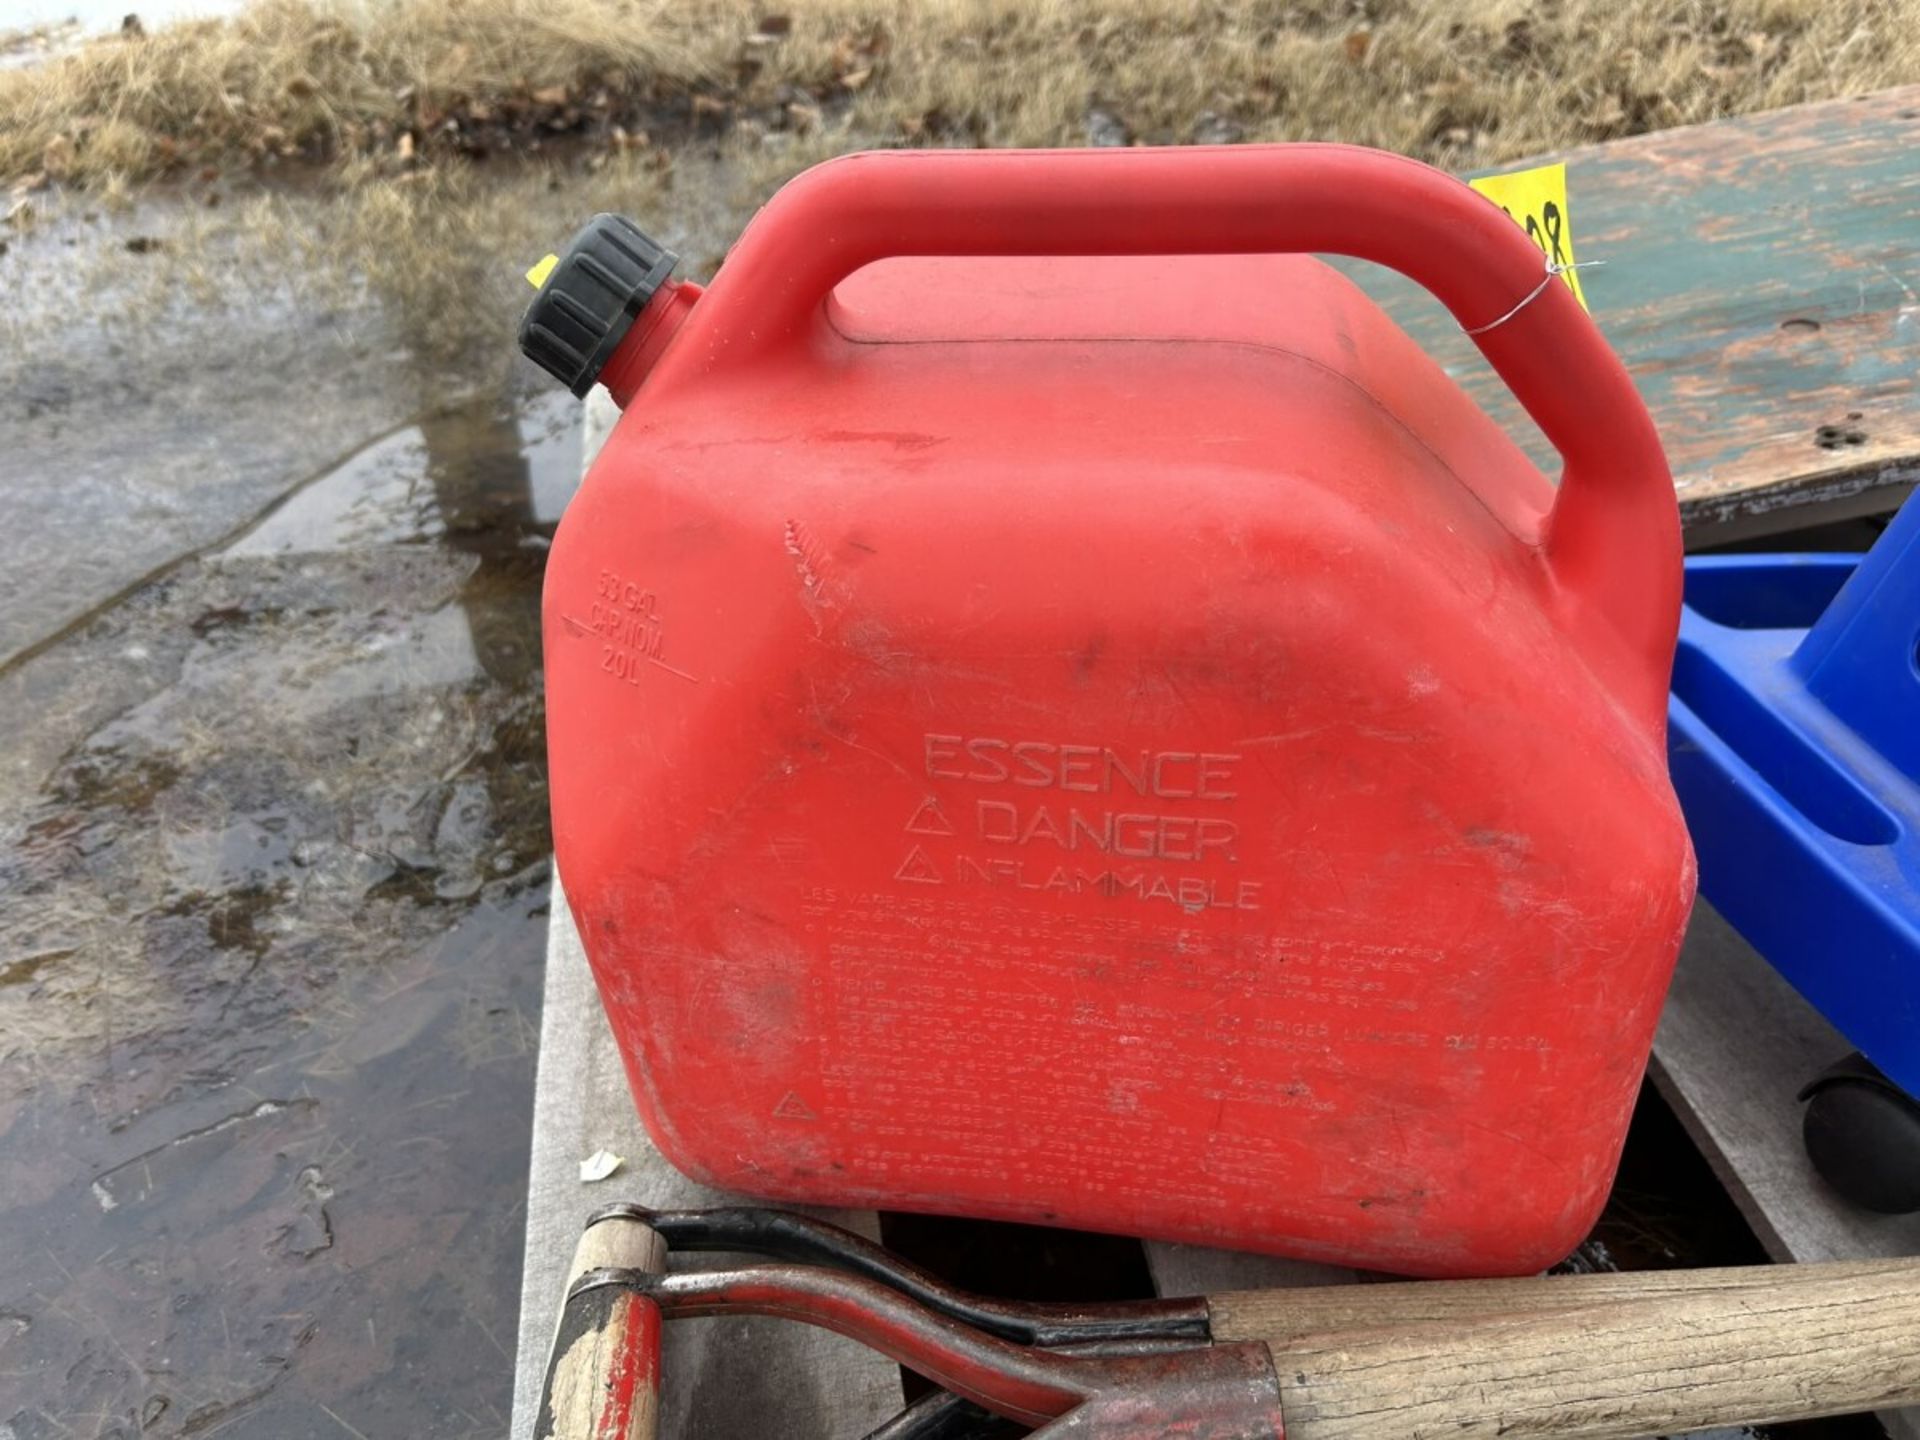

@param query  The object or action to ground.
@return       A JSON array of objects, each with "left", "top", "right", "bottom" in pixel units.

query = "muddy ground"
[{"left": 0, "top": 180, "right": 625, "bottom": 1435}]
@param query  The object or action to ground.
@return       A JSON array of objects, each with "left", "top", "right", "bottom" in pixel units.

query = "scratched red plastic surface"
[{"left": 544, "top": 147, "right": 1696, "bottom": 1277}]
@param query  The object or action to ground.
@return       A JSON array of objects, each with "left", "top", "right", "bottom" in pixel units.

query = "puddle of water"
[
  {"left": 0, "top": 148, "right": 746, "bottom": 669},
  {"left": 0, "top": 385, "right": 579, "bottom": 1438},
  {"left": 229, "top": 400, "right": 579, "bottom": 561},
  {"left": 0, "top": 148, "right": 764, "bottom": 1432},
  {"left": 0, "top": 195, "right": 429, "bottom": 671}
]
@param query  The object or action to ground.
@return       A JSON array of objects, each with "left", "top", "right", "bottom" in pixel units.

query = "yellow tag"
[
  {"left": 1469, "top": 162, "right": 1588, "bottom": 311},
  {"left": 525, "top": 253, "right": 560, "bottom": 290}
]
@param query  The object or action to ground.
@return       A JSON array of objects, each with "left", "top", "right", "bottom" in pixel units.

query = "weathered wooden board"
[
  {"left": 1649, "top": 903, "right": 1920, "bottom": 1440},
  {"left": 1354, "top": 87, "right": 1920, "bottom": 541},
  {"left": 1145, "top": 1242, "right": 1362, "bottom": 1302},
  {"left": 1652, "top": 904, "right": 1920, "bottom": 1263}
]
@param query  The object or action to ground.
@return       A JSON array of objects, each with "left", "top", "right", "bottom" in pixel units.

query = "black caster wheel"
[{"left": 1800, "top": 1052, "right": 1920, "bottom": 1214}]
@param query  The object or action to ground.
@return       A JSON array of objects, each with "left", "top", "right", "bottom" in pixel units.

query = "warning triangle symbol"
[
  {"left": 904, "top": 798, "right": 955, "bottom": 836},
  {"left": 894, "top": 845, "right": 943, "bottom": 884},
  {"left": 772, "top": 1090, "right": 817, "bottom": 1121}
]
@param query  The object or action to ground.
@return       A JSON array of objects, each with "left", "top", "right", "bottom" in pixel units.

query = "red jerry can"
[{"left": 520, "top": 146, "right": 1696, "bottom": 1277}]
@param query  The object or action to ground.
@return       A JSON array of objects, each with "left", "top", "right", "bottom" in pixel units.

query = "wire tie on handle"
[{"left": 1462, "top": 258, "right": 1607, "bottom": 336}]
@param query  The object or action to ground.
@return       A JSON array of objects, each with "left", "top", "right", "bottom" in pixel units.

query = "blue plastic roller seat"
[{"left": 1666, "top": 495, "right": 1920, "bottom": 1100}]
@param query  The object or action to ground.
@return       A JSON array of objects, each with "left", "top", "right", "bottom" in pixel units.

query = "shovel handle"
[
  {"left": 1210, "top": 1256, "right": 1920, "bottom": 1345},
  {"left": 535, "top": 1215, "right": 667, "bottom": 1440},
  {"left": 1226, "top": 1258, "right": 1920, "bottom": 1440}
]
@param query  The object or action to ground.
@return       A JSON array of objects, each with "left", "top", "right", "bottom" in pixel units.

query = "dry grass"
[
  {"left": 5, "top": 0, "right": 1918, "bottom": 365},
  {"left": 5, "top": 0, "right": 1919, "bottom": 186}
]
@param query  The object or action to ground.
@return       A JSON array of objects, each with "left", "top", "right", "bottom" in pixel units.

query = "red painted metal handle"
[
  {"left": 537, "top": 1217, "right": 666, "bottom": 1439},
  {"left": 683, "top": 144, "right": 1680, "bottom": 706}
]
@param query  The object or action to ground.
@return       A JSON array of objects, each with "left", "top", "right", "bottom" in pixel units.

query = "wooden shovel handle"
[
  {"left": 1210, "top": 1257, "right": 1920, "bottom": 1345},
  {"left": 1219, "top": 1259, "right": 1920, "bottom": 1440},
  {"left": 535, "top": 1215, "right": 667, "bottom": 1440}
]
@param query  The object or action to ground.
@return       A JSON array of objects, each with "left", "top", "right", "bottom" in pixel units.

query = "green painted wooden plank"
[{"left": 1348, "top": 87, "right": 1920, "bottom": 539}]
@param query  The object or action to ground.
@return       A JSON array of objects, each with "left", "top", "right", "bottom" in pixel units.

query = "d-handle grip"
[{"left": 535, "top": 1214, "right": 667, "bottom": 1440}]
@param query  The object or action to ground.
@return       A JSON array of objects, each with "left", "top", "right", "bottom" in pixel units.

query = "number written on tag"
[{"left": 1469, "top": 161, "right": 1588, "bottom": 311}]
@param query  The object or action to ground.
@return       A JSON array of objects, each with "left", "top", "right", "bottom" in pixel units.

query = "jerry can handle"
[{"left": 682, "top": 144, "right": 1680, "bottom": 708}]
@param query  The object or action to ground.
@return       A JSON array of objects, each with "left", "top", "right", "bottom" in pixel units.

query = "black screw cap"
[{"left": 518, "top": 214, "right": 679, "bottom": 397}]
